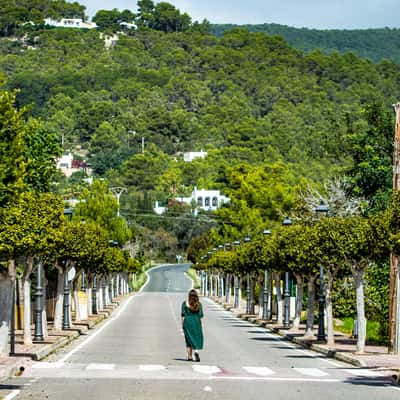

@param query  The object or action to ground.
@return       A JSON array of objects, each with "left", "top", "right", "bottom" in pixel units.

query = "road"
[{"left": 1, "top": 264, "right": 399, "bottom": 399}]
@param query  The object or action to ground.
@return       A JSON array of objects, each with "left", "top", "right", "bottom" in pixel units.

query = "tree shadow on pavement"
[
  {"left": 344, "top": 375, "right": 394, "bottom": 387},
  {"left": 0, "top": 384, "right": 22, "bottom": 390}
]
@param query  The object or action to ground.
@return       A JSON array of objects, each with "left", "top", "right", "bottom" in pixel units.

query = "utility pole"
[
  {"left": 389, "top": 102, "right": 400, "bottom": 354},
  {"left": 111, "top": 187, "right": 127, "bottom": 217}
]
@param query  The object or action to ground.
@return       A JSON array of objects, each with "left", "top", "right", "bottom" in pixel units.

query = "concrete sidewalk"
[
  {"left": 0, "top": 294, "right": 131, "bottom": 383},
  {"left": 211, "top": 297, "right": 400, "bottom": 378}
]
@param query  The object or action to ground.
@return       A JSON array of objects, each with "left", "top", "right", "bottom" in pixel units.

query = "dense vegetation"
[{"left": 211, "top": 24, "right": 400, "bottom": 64}]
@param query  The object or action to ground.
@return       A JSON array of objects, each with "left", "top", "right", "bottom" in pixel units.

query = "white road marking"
[
  {"left": 211, "top": 376, "right": 340, "bottom": 382},
  {"left": 343, "top": 369, "right": 384, "bottom": 377},
  {"left": 203, "top": 386, "right": 213, "bottom": 392},
  {"left": 243, "top": 366, "right": 275, "bottom": 376},
  {"left": 140, "top": 264, "right": 168, "bottom": 292},
  {"left": 192, "top": 365, "right": 221, "bottom": 374},
  {"left": 139, "top": 365, "right": 167, "bottom": 371},
  {"left": 3, "top": 390, "right": 20, "bottom": 400},
  {"left": 294, "top": 368, "right": 329, "bottom": 377},
  {"left": 86, "top": 363, "right": 115, "bottom": 370},
  {"left": 32, "top": 361, "right": 63, "bottom": 369}
]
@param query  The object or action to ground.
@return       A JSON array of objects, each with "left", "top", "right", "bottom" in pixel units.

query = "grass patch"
[
  {"left": 131, "top": 263, "right": 154, "bottom": 291},
  {"left": 186, "top": 268, "right": 200, "bottom": 289},
  {"left": 334, "top": 317, "right": 383, "bottom": 344}
]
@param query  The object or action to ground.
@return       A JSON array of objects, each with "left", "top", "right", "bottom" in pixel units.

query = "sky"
[{"left": 78, "top": 0, "right": 399, "bottom": 30}]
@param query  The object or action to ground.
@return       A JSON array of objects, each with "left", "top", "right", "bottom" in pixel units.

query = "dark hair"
[{"left": 188, "top": 289, "right": 200, "bottom": 312}]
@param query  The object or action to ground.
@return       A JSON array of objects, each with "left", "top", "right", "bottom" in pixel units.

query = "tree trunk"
[
  {"left": 104, "top": 275, "right": 110, "bottom": 306},
  {"left": 258, "top": 274, "right": 264, "bottom": 319},
  {"left": 53, "top": 263, "right": 64, "bottom": 331},
  {"left": 225, "top": 273, "right": 231, "bottom": 304},
  {"left": 326, "top": 269, "right": 335, "bottom": 347},
  {"left": 353, "top": 265, "right": 367, "bottom": 354},
  {"left": 73, "top": 280, "right": 81, "bottom": 322},
  {"left": 98, "top": 282, "right": 104, "bottom": 310},
  {"left": 41, "top": 265, "right": 48, "bottom": 339},
  {"left": 110, "top": 275, "right": 114, "bottom": 300},
  {"left": 86, "top": 273, "right": 93, "bottom": 317},
  {"left": 250, "top": 274, "right": 256, "bottom": 315},
  {"left": 0, "top": 260, "right": 16, "bottom": 356},
  {"left": 115, "top": 274, "right": 120, "bottom": 296},
  {"left": 292, "top": 273, "right": 304, "bottom": 330},
  {"left": 23, "top": 257, "right": 34, "bottom": 345},
  {"left": 239, "top": 276, "right": 243, "bottom": 308},
  {"left": 275, "top": 273, "right": 283, "bottom": 324},
  {"left": 304, "top": 275, "right": 316, "bottom": 338}
]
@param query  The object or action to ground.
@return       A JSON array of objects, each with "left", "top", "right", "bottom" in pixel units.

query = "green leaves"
[{"left": 0, "top": 191, "right": 64, "bottom": 259}]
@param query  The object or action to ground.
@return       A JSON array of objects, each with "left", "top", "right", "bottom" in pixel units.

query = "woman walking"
[{"left": 181, "top": 289, "right": 204, "bottom": 362}]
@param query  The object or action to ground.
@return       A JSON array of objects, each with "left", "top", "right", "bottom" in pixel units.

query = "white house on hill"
[
  {"left": 44, "top": 18, "right": 97, "bottom": 29},
  {"left": 154, "top": 187, "right": 230, "bottom": 215},
  {"left": 183, "top": 150, "right": 207, "bottom": 162}
]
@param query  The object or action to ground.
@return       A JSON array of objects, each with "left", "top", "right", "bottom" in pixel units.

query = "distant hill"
[{"left": 211, "top": 23, "right": 400, "bottom": 63}]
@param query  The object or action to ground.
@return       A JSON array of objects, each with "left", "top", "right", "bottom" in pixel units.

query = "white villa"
[
  {"left": 56, "top": 153, "right": 89, "bottom": 177},
  {"left": 57, "top": 153, "right": 73, "bottom": 170},
  {"left": 183, "top": 150, "right": 207, "bottom": 162},
  {"left": 154, "top": 187, "right": 230, "bottom": 215},
  {"left": 44, "top": 18, "right": 97, "bottom": 29}
]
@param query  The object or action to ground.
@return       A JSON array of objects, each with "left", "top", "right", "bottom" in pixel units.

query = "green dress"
[{"left": 181, "top": 301, "right": 204, "bottom": 350}]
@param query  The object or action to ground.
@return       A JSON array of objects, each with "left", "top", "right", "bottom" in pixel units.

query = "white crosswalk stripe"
[
  {"left": 243, "top": 366, "right": 275, "bottom": 376},
  {"left": 294, "top": 368, "right": 329, "bottom": 377},
  {"left": 86, "top": 363, "right": 115, "bottom": 370},
  {"left": 139, "top": 365, "right": 166, "bottom": 371},
  {"left": 343, "top": 369, "right": 384, "bottom": 377},
  {"left": 192, "top": 365, "right": 221, "bottom": 374}
]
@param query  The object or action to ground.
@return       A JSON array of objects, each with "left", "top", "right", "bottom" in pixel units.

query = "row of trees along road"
[
  {"left": 196, "top": 205, "right": 397, "bottom": 353},
  {"left": 0, "top": 84, "right": 142, "bottom": 356}
]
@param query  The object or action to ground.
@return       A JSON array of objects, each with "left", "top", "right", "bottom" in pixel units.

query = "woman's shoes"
[
  {"left": 194, "top": 351, "right": 200, "bottom": 362},
  {"left": 187, "top": 357, "right": 193, "bottom": 361}
]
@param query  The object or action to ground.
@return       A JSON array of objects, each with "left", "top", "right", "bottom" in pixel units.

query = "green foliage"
[
  {"left": 0, "top": 191, "right": 64, "bottom": 259},
  {"left": 345, "top": 102, "right": 393, "bottom": 212},
  {"left": 73, "top": 179, "right": 131, "bottom": 245},
  {"left": 0, "top": 88, "right": 27, "bottom": 206},
  {"left": 0, "top": 86, "right": 61, "bottom": 206},
  {"left": 135, "top": 0, "right": 191, "bottom": 33},
  {"left": 93, "top": 9, "right": 132, "bottom": 32},
  {"left": 211, "top": 23, "right": 400, "bottom": 63}
]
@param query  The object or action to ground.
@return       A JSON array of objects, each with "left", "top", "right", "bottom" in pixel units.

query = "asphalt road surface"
[{"left": 1, "top": 264, "right": 399, "bottom": 400}]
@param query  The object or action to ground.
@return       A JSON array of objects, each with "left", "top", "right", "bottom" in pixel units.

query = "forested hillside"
[
  {"left": 0, "top": 0, "right": 398, "bottom": 257},
  {"left": 0, "top": 26, "right": 397, "bottom": 192},
  {"left": 211, "top": 24, "right": 400, "bottom": 63}
]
